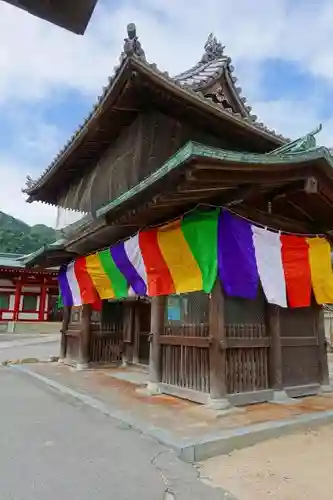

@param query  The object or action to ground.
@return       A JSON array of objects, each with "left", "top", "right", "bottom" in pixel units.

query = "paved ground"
[
  {"left": 0, "top": 333, "right": 59, "bottom": 363},
  {"left": 0, "top": 336, "right": 232, "bottom": 500},
  {"left": 24, "top": 362, "right": 333, "bottom": 445}
]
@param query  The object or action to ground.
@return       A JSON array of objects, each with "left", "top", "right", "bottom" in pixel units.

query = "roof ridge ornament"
[
  {"left": 22, "top": 175, "right": 36, "bottom": 194},
  {"left": 308, "top": 123, "right": 322, "bottom": 138},
  {"left": 121, "top": 23, "right": 146, "bottom": 61},
  {"left": 201, "top": 33, "right": 225, "bottom": 63},
  {"left": 268, "top": 123, "right": 323, "bottom": 156}
]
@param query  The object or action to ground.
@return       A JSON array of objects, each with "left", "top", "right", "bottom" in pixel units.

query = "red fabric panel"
[
  {"left": 139, "top": 229, "right": 175, "bottom": 296},
  {"left": 91, "top": 298, "right": 102, "bottom": 311},
  {"left": 74, "top": 257, "right": 99, "bottom": 304},
  {"left": 281, "top": 235, "right": 311, "bottom": 308}
]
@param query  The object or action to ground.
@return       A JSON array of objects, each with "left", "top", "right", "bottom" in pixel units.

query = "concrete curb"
[
  {"left": 1, "top": 356, "right": 58, "bottom": 366},
  {"left": 10, "top": 364, "right": 333, "bottom": 463}
]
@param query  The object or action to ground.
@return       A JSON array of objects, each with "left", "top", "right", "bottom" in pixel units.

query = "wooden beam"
[
  {"left": 187, "top": 168, "right": 311, "bottom": 185},
  {"left": 226, "top": 338, "right": 270, "bottom": 349},
  {"left": 222, "top": 184, "right": 259, "bottom": 207},
  {"left": 304, "top": 177, "right": 319, "bottom": 194},
  {"left": 286, "top": 200, "right": 315, "bottom": 222},
  {"left": 238, "top": 206, "right": 312, "bottom": 232},
  {"left": 265, "top": 180, "right": 306, "bottom": 201},
  {"left": 280, "top": 337, "right": 318, "bottom": 347},
  {"left": 159, "top": 336, "right": 211, "bottom": 347}
]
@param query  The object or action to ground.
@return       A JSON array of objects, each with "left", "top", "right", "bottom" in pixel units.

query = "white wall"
[
  {"left": 22, "top": 286, "right": 41, "bottom": 292},
  {"left": 2, "top": 312, "right": 13, "bottom": 320},
  {"left": 18, "top": 312, "right": 39, "bottom": 320},
  {"left": 0, "top": 283, "right": 50, "bottom": 322},
  {"left": 0, "top": 279, "right": 13, "bottom": 286}
]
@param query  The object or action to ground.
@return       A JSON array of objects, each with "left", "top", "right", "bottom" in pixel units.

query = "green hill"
[{"left": 0, "top": 212, "right": 56, "bottom": 254}]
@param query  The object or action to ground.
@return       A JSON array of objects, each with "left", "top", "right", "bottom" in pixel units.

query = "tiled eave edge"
[
  {"left": 25, "top": 56, "right": 288, "bottom": 198},
  {"left": 23, "top": 241, "right": 68, "bottom": 268},
  {"left": 96, "top": 141, "right": 333, "bottom": 219}
]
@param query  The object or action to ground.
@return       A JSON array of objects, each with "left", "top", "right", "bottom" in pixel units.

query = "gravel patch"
[{"left": 202, "top": 425, "right": 333, "bottom": 500}]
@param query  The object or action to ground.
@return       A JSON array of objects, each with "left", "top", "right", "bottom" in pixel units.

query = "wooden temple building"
[
  {"left": 0, "top": 253, "right": 60, "bottom": 333},
  {"left": 23, "top": 25, "right": 333, "bottom": 407}
]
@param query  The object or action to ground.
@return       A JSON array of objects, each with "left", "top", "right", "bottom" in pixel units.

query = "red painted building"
[{"left": 0, "top": 253, "right": 60, "bottom": 332}]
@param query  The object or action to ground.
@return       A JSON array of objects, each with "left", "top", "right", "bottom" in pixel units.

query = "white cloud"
[
  {"left": 1, "top": 0, "right": 333, "bottom": 225},
  {"left": 252, "top": 98, "right": 333, "bottom": 145},
  {"left": 0, "top": 157, "right": 56, "bottom": 226}
]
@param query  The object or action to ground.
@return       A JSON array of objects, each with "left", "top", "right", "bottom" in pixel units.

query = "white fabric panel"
[{"left": 252, "top": 226, "right": 287, "bottom": 308}]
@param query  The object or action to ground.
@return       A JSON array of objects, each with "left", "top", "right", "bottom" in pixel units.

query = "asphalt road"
[
  {"left": 0, "top": 338, "right": 232, "bottom": 500},
  {"left": 0, "top": 366, "right": 169, "bottom": 499}
]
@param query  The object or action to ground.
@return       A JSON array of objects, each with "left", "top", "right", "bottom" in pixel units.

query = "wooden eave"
[
  {"left": 24, "top": 242, "right": 76, "bottom": 268},
  {"left": 0, "top": 264, "right": 58, "bottom": 275},
  {"left": 56, "top": 143, "right": 333, "bottom": 257},
  {"left": 28, "top": 142, "right": 333, "bottom": 267},
  {"left": 3, "top": 0, "right": 99, "bottom": 34},
  {"left": 25, "top": 56, "right": 287, "bottom": 206}
]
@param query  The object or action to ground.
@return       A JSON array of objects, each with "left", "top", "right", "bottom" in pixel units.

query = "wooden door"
[
  {"left": 224, "top": 290, "right": 269, "bottom": 394},
  {"left": 160, "top": 292, "right": 211, "bottom": 393},
  {"left": 280, "top": 305, "right": 320, "bottom": 387},
  {"left": 89, "top": 301, "right": 123, "bottom": 364}
]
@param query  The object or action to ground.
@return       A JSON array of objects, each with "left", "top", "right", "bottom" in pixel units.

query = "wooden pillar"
[
  {"left": 317, "top": 306, "right": 331, "bottom": 389},
  {"left": 77, "top": 304, "right": 91, "bottom": 369},
  {"left": 38, "top": 282, "right": 47, "bottom": 321},
  {"left": 122, "top": 303, "right": 134, "bottom": 366},
  {"left": 268, "top": 304, "right": 283, "bottom": 391},
  {"left": 148, "top": 296, "right": 165, "bottom": 390},
  {"left": 208, "top": 280, "right": 230, "bottom": 409},
  {"left": 13, "top": 280, "right": 21, "bottom": 322},
  {"left": 132, "top": 304, "right": 140, "bottom": 364},
  {"left": 268, "top": 304, "right": 292, "bottom": 401},
  {"left": 60, "top": 305, "right": 71, "bottom": 361}
]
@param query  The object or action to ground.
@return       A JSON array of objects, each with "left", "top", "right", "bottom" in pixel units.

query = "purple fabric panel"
[
  {"left": 218, "top": 211, "right": 259, "bottom": 300},
  {"left": 58, "top": 265, "right": 73, "bottom": 306},
  {"left": 111, "top": 242, "right": 147, "bottom": 296}
]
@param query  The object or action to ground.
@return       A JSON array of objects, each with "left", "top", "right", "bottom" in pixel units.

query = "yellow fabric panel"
[
  {"left": 307, "top": 237, "right": 333, "bottom": 304},
  {"left": 157, "top": 220, "right": 202, "bottom": 294},
  {"left": 85, "top": 254, "right": 115, "bottom": 299}
]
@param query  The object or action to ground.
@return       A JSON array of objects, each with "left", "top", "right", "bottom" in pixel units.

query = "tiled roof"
[
  {"left": 0, "top": 252, "right": 59, "bottom": 270},
  {"left": 97, "top": 141, "right": 333, "bottom": 219},
  {"left": 23, "top": 26, "right": 288, "bottom": 197},
  {"left": 174, "top": 57, "right": 228, "bottom": 87},
  {"left": 173, "top": 55, "right": 254, "bottom": 119},
  {"left": 0, "top": 253, "right": 26, "bottom": 268}
]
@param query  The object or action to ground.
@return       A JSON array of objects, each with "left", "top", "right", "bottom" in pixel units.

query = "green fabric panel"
[
  {"left": 181, "top": 209, "right": 219, "bottom": 293},
  {"left": 57, "top": 291, "right": 64, "bottom": 309},
  {"left": 98, "top": 249, "right": 128, "bottom": 298}
]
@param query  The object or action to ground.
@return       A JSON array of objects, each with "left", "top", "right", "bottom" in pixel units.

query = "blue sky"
[{"left": 0, "top": 0, "right": 332, "bottom": 226}]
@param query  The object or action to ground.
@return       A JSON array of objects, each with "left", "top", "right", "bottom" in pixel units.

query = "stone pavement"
[
  {"left": 0, "top": 333, "right": 59, "bottom": 363},
  {"left": 0, "top": 366, "right": 235, "bottom": 500},
  {"left": 15, "top": 362, "right": 333, "bottom": 461}
]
